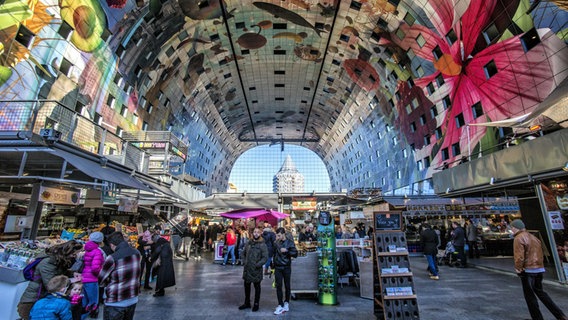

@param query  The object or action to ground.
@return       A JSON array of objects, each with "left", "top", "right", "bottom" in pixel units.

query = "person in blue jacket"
[{"left": 29, "top": 275, "right": 72, "bottom": 320}]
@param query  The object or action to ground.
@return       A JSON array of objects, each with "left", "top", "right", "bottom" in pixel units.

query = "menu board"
[{"left": 374, "top": 211, "right": 402, "bottom": 230}]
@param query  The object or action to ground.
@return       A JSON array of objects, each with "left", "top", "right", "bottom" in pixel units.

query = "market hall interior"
[{"left": 0, "top": 0, "right": 568, "bottom": 319}]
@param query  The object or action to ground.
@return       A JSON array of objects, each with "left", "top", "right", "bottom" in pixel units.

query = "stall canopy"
[
  {"left": 187, "top": 193, "right": 279, "bottom": 210},
  {"left": 220, "top": 208, "right": 289, "bottom": 227}
]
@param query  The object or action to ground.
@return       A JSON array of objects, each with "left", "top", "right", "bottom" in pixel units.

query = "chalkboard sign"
[{"left": 374, "top": 211, "right": 402, "bottom": 230}]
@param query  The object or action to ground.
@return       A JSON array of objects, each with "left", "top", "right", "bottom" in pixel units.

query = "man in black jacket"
[
  {"left": 272, "top": 227, "right": 298, "bottom": 315},
  {"left": 451, "top": 221, "right": 467, "bottom": 267},
  {"left": 420, "top": 223, "right": 440, "bottom": 279}
]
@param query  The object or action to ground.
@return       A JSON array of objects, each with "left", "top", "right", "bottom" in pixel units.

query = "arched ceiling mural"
[{"left": 0, "top": 0, "right": 566, "bottom": 195}]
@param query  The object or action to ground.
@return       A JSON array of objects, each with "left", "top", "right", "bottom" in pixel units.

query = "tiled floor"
[{"left": 90, "top": 253, "right": 568, "bottom": 319}]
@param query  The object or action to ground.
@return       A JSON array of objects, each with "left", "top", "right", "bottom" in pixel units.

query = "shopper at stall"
[
  {"left": 28, "top": 275, "right": 73, "bottom": 320},
  {"left": 420, "top": 223, "right": 440, "bottom": 280},
  {"left": 451, "top": 221, "right": 467, "bottom": 267},
  {"left": 272, "top": 227, "right": 298, "bottom": 315},
  {"left": 237, "top": 226, "right": 250, "bottom": 266},
  {"left": 222, "top": 226, "right": 237, "bottom": 266},
  {"left": 262, "top": 222, "right": 276, "bottom": 275},
  {"left": 18, "top": 240, "right": 83, "bottom": 320},
  {"left": 82, "top": 231, "right": 105, "bottom": 316},
  {"left": 466, "top": 219, "right": 480, "bottom": 259},
  {"left": 137, "top": 230, "right": 154, "bottom": 290},
  {"left": 238, "top": 227, "right": 268, "bottom": 312},
  {"left": 98, "top": 231, "right": 141, "bottom": 320},
  {"left": 511, "top": 219, "right": 568, "bottom": 320}
]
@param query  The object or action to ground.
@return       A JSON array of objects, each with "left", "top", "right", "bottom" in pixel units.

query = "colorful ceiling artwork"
[{"left": 0, "top": 0, "right": 566, "bottom": 195}]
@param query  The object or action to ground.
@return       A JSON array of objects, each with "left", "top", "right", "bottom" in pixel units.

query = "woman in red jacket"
[{"left": 223, "top": 226, "right": 237, "bottom": 265}]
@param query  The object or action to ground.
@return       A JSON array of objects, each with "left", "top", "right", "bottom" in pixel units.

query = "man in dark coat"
[
  {"left": 238, "top": 227, "right": 268, "bottom": 312},
  {"left": 451, "top": 221, "right": 467, "bottom": 267},
  {"left": 420, "top": 223, "right": 440, "bottom": 280},
  {"left": 151, "top": 237, "right": 176, "bottom": 297}
]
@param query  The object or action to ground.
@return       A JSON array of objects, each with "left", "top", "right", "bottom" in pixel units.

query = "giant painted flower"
[{"left": 391, "top": 0, "right": 561, "bottom": 166}]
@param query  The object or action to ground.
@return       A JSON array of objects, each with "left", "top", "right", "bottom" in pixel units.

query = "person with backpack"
[{"left": 18, "top": 240, "right": 83, "bottom": 320}]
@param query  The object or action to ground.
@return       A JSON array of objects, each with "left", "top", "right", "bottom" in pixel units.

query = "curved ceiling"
[{"left": 0, "top": 0, "right": 567, "bottom": 195}]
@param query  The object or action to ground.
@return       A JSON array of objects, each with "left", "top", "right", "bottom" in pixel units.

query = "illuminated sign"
[
  {"left": 292, "top": 197, "right": 317, "bottom": 211},
  {"left": 39, "top": 186, "right": 80, "bottom": 205}
]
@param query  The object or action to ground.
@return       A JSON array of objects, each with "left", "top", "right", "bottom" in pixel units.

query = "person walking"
[
  {"left": 18, "top": 240, "right": 83, "bottom": 320},
  {"left": 223, "top": 226, "right": 237, "bottom": 265},
  {"left": 466, "top": 219, "right": 480, "bottom": 259},
  {"left": 82, "top": 231, "right": 105, "bottom": 317},
  {"left": 137, "top": 230, "right": 154, "bottom": 290},
  {"left": 238, "top": 227, "right": 268, "bottom": 312},
  {"left": 262, "top": 222, "right": 276, "bottom": 275},
  {"left": 511, "top": 219, "right": 567, "bottom": 320},
  {"left": 150, "top": 236, "right": 176, "bottom": 297},
  {"left": 98, "top": 231, "right": 141, "bottom": 320},
  {"left": 420, "top": 223, "right": 440, "bottom": 280},
  {"left": 272, "top": 227, "right": 298, "bottom": 315},
  {"left": 451, "top": 221, "right": 467, "bottom": 267}
]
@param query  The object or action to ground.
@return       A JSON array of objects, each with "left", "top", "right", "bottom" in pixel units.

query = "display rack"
[
  {"left": 373, "top": 212, "right": 419, "bottom": 320},
  {"left": 317, "top": 211, "right": 338, "bottom": 305}
]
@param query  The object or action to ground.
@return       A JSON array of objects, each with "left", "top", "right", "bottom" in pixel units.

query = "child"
[
  {"left": 29, "top": 275, "right": 72, "bottom": 320},
  {"left": 67, "top": 281, "right": 85, "bottom": 320},
  {"left": 82, "top": 232, "right": 105, "bottom": 317}
]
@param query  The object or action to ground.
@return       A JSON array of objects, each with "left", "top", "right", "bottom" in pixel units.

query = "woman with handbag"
[{"left": 150, "top": 237, "right": 176, "bottom": 297}]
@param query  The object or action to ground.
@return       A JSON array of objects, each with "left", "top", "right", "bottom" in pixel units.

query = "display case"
[{"left": 373, "top": 212, "right": 419, "bottom": 320}]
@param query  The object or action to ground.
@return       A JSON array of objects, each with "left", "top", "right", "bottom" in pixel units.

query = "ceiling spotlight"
[
  {"left": 490, "top": 177, "right": 496, "bottom": 185},
  {"left": 445, "top": 187, "right": 452, "bottom": 194},
  {"left": 99, "top": 157, "right": 108, "bottom": 168},
  {"left": 563, "top": 162, "right": 568, "bottom": 172}
]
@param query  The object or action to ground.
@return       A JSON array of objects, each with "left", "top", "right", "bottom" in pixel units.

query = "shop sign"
[
  {"left": 548, "top": 211, "right": 564, "bottom": 230},
  {"left": 102, "top": 181, "right": 117, "bottom": 203},
  {"left": 118, "top": 198, "right": 138, "bottom": 213},
  {"left": 292, "top": 197, "right": 317, "bottom": 211},
  {"left": 350, "top": 211, "right": 365, "bottom": 219},
  {"left": 132, "top": 141, "right": 167, "bottom": 149},
  {"left": 39, "top": 186, "right": 80, "bottom": 205}
]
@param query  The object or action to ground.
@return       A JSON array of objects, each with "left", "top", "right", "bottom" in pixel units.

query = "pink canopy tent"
[{"left": 219, "top": 208, "right": 289, "bottom": 227}]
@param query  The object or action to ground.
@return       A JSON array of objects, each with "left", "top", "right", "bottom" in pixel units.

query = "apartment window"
[
  {"left": 435, "top": 73, "right": 445, "bottom": 87},
  {"left": 406, "top": 104, "right": 413, "bottom": 114},
  {"left": 424, "top": 156, "right": 431, "bottom": 168},
  {"left": 446, "top": 29, "right": 457, "bottom": 45},
  {"left": 107, "top": 95, "right": 115, "bottom": 109},
  {"left": 417, "top": 160, "right": 424, "bottom": 171},
  {"left": 435, "top": 127, "right": 443, "bottom": 139},
  {"left": 441, "top": 147, "right": 449, "bottom": 161},
  {"left": 483, "top": 60, "right": 498, "bottom": 79},
  {"left": 415, "top": 66, "right": 424, "bottom": 77},
  {"left": 432, "top": 45, "right": 443, "bottom": 60},
  {"left": 403, "top": 149, "right": 408, "bottom": 158},
  {"left": 426, "top": 82, "right": 435, "bottom": 95},
  {"left": 120, "top": 105, "right": 128, "bottom": 117},
  {"left": 455, "top": 113, "right": 465, "bottom": 128},
  {"left": 58, "top": 21, "right": 73, "bottom": 40},
  {"left": 60, "top": 58, "right": 72, "bottom": 76},
  {"left": 142, "top": 121, "right": 148, "bottom": 131},
  {"left": 93, "top": 113, "right": 102, "bottom": 125},
  {"left": 132, "top": 113, "right": 139, "bottom": 125},
  {"left": 430, "top": 106, "right": 438, "bottom": 118},
  {"left": 472, "top": 101, "right": 484, "bottom": 119},
  {"left": 451, "top": 142, "right": 461, "bottom": 156},
  {"left": 395, "top": 28, "right": 405, "bottom": 40},
  {"left": 386, "top": 159, "right": 390, "bottom": 167},
  {"left": 116, "top": 126, "right": 123, "bottom": 137},
  {"left": 416, "top": 34, "right": 426, "bottom": 48},
  {"left": 403, "top": 12, "right": 415, "bottom": 25},
  {"left": 113, "top": 73, "right": 123, "bottom": 87},
  {"left": 392, "top": 136, "right": 398, "bottom": 146},
  {"left": 15, "top": 25, "right": 35, "bottom": 48},
  {"left": 419, "top": 114, "right": 427, "bottom": 125},
  {"left": 442, "top": 95, "right": 451, "bottom": 109},
  {"left": 115, "top": 45, "right": 126, "bottom": 59},
  {"left": 410, "top": 122, "right": 416, "bottom": 132},
  {"left": 147, "top": 104, "right": 153, "bottom": 114},
  {"left": 423, "top": 135, "right": 430, "bottom": 146},
  {"left": 483, "top": 23, "right": 500, "bottom": 44},
  {"left": 75, "top": 101, "right": 85, "bottom": 115},
  {"left": 396, "top": 170, "right": 401, "bottom": 179},
  {"left": 520, "top": 28, "right": 541, "bottom": 52}
]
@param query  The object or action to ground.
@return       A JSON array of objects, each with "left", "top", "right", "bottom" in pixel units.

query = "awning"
[
  {"left": 187, "top": 193, "right": 279, "bottom": 210},
  {"left": 52, "top": 149, "right": 153, "bottom": 192},
  {"left": 141, "top": 179, "right": 188, "bottom": 202}
]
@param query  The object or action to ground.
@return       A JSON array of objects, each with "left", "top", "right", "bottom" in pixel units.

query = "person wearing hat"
[
  {"left": 511, "top": 219, "right": 568, "bottom": 320},
  {"left": 82, "top": 231, "right": 105, "bottom": 317}
]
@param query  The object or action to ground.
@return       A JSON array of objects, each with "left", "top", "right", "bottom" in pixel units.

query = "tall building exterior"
[{"left": 273, "top": 155, "right": 305, "bottom": 193}]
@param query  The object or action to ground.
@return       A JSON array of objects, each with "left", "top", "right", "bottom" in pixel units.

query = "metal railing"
[{"left": 0, "top": 100, "right": 147, "bottom": 172}]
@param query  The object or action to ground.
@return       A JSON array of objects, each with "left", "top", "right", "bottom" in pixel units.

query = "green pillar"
[{"left": 317, "top": 212, "right": 338, "bottom": 305}]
